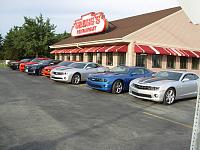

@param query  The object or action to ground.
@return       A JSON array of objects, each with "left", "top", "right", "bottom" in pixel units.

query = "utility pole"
[{"left": 190, "top": 79, "right": 200, "bottom": 150}]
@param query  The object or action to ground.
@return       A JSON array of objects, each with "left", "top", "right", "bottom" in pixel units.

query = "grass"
[{"left": 0, "top": 63, "right": 8, "bottom": 68}]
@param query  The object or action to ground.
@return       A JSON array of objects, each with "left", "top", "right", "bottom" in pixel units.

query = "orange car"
[
  {"left": 19, "top": 57, "right": 50, "bottom": 72},
  {"left": 42, "top": 61, "right": 73, "bottom": 77}
]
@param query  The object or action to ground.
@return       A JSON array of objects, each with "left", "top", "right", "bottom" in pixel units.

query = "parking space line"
[{"left": 143, "top": 112, "right": 192, "bottom": 129}]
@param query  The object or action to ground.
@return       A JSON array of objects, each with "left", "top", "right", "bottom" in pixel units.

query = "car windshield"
[
  {"left": 155, "top": 71, "right": 182, "bottom": 81},
  {"left": 39, "top": 60, "right": 52, "bottom": 65},
  {"left": 31, "top": 58, "right": 42, "bottom": 63},
  {"left": 68, "top": 62, "right": 87, "bottom": 69},
  {"left": 21, "top": 59, "right": 30, "bottom": 62},
  {"left": 58, "top": 61, "right": 73, "bottom": 66},
  {"left": 110, "top": 66, "right": 129, "bottom": 74}
]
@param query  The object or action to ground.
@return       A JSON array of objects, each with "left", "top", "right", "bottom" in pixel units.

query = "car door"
[
  {"left": 179, "top": 74, "right": 199, "bottom": 98},
  {"left": 82, "top": 63, "right": 99, "bottom": 80}
]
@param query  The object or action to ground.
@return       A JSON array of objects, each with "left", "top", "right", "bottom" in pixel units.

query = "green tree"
[
  {"left": 2, "top": 14, "right": 70, "bottom": 60},
  {"left": 22, "top": 14, "right": 56, "bottom": 57},
  {"left": 0, "top": 33, "right": 3, "bottom": 59},
  {"left": 3, "top": 26, "right": 27, "bottom": 59}
]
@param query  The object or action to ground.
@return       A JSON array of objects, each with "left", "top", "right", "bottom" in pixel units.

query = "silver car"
[
  {"left": 50, "top": 62, "right": 109, "bottom": 84},
  {"left": 129, "top": 70, "right": 199, "bottom": 105}
]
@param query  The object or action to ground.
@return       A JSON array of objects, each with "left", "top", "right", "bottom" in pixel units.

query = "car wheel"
[
  {"left": 71, "top": 73, "right": 81, "bottom": 85},
  {"left": 112, "top": 80, "right": 123, "bottom": 94},
  {"left": 163, "top": 88, "right": 176, "bottom": 105},
  {"left": 37, "top": 69, "right": 42, "bottom": 76}
]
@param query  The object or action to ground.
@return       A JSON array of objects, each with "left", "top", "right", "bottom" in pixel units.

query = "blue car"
[{"left": 86, "top": 66, "right": 154, "bottom": 94}]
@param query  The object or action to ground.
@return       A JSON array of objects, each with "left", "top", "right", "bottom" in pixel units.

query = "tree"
[
  {"left": 22, "top": 14, "right": 56, "bottom": 57},
  {"left": 3, "top": 26, "right": 26, "bottom": 59},
  {"left": 0, "top": 34, "right": 3, "bottom": 59},
  {"left": 2, "top": 14, "right": 70, "bottom": 60}
]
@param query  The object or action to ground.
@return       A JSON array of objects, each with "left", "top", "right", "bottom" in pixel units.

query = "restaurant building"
[{"left": 50, "top": 7, "right": 200, "bottom": 74}]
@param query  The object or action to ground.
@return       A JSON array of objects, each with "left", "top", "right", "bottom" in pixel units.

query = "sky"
[{"left": 0, "top": 0, "right": 179, "bottom": 37}]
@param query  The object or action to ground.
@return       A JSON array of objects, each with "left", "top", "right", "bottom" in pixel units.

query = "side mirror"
[
  {"left": 131, "top": 73, "right": 137, "bottom": 76},
  {"left": 86, "top": 66, "right": 92, "bottom": 70},
  {"left": 182, "top": 78, "right": 189, "bottom": 82}
]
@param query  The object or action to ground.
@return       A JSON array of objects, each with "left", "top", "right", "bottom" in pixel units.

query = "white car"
[
  {"left": 129, "top": 70, "right": 199, "bottom": 105},
  {"left": 50, "top": 62, "right": 109, "bottom": 84}
]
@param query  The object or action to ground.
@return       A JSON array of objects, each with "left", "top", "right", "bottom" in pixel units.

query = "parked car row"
[{"left": 9, "top": 58, "right": 199, "bottom": 105}]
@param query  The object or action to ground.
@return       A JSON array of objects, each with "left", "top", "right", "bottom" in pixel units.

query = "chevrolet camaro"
[
  {"left": 50, "top": 62, "right": 109, "bottom": 84},
  {"left": 42, "top": 61, "right": 73, "bottom": 77},
  {"left": 25, "top": 59, "right": 61, "bottom": 75},
  {"left": 86, "top": 66, "right": 153, "bottom": 94},
  {"left": 129, "top": 70, "right": 199, "bottom": 105}
]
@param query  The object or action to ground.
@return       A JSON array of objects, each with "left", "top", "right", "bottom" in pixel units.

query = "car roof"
[{"left": 160, "top": 70, "right": 198, "bottom": 75}]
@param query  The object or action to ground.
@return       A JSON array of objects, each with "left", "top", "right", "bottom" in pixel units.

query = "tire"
[
  {"left": 112, "top": 80, "right": 123, "bottom": 94},
  {"left": 163, "top": 88, "right": 176, "bottom": 105},
  {"left": 37, "top": 69, "right": 42, "bottom": 76},
  {"left": 71, "top": 73, "right": 81, "bottom": 85}
]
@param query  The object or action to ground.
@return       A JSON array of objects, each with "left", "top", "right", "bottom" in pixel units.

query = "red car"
[
  {"left": 19, "top": 57, "right": 50, "bottom": 72},
  {"left": 42, "top": 61, "right": 73, "bottom": 77}
]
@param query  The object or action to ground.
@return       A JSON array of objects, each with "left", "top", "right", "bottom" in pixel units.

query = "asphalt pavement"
[{"left": 0, "top": 68, "right": 196, "bottom": 150}]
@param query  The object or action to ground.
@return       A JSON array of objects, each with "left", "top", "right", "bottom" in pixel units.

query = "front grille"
[
  {"left": 133, "top": 84, "right": 159, "bottom": 90},
  {"left": 132, "top": 91, "right": 152, "bottom": 98},
  {"left": 88, "top": 77, "right": 103, "bottom": 82},
  {"left": 52, "top": 76, "right": 63, "bottom": 79},
  {"left": 53, "top": 72, "right": 63, "bottom": 75},
  {"left": 88, "top": 82, "right": 102, "bottom": 88}
]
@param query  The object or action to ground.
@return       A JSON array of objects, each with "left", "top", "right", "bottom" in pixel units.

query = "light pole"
[{"left": 190, "top": 79, "right": 200, "bottom": 150}]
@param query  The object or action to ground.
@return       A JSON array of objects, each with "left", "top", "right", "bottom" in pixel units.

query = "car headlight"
[{"left": 64, "top": 72, "right": 68, "bottom": 75}]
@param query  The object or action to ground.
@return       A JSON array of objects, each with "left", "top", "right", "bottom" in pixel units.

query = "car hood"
[
  {"left": 23, "top": 62, "right": 38, "bottom": 65},
  {"left": 90, "top": 72, "right": 127, "bottom": 78},
  {"left": 53, "top": 67, "right": 75, "bottom": 72},
  {"left": 134, "top": 77, "right": 176, "bottom": 86},
  {"left": 44, "top": 65, "right": 58, "bottom": 70}
]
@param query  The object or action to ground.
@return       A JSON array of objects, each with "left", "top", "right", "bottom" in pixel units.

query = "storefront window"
[
  {"left": 192, "top": 58, "right": 199, "bottom": 70},
  {"left": 88, "top": 53, "right": 93, "bottom": 62},
  {"left": 96, "top": 53, "right": 102, "bottom": 65},
  {"left": 72, "top": 54, "right": 76, "bottom": 61},
  {"left": 79, "top": 53, "right": 83, "bottom": 62},
  {"left": 152, "top": 55, "right": 162, "bottom": 68},
  {"left": 136, "top": 54, "right": 147, "bottom": 67},
  {"left": 118, "top": 53, "right": 126, "bottom": 66},
  {"left": 67, "top": 54, "right": 70, "bottom": 61},
  {"left": 106, "top": 52, "right": 113, "bottom": 66},
  {"left": 167, "top": 55, "right": 175, "bottom": 69},
  {"left": 61, "top": 54, "right": 65, "bottom": 61},
  {"left": 180, "top": 57, "right": 188, "bottom": 69}
]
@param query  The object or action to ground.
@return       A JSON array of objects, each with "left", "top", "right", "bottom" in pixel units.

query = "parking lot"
[{"left": 0, "top": 68, "right": 196, "bottom": 150}]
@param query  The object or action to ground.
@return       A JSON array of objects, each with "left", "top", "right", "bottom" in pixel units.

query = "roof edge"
[{"left": 50, "top": 38, "right": 125, "bottom": 48}]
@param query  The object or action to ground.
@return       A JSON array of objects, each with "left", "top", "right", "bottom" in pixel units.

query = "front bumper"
[
  {"left": 129, "top": 85, "right": 165, "bottom": 102},
  {"left": 26, "top": 68, "right": 37, "bottom": 74},
  {"left": 86, "top": 80, "right": 112, "bottom": 92},
  {"left": 50, "top": 74, "right": 71, "bottom": 82}
]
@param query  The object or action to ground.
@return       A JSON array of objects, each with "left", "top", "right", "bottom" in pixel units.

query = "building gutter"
[{"left": 49, "top": 38, "right": 126, "bottom": 49}]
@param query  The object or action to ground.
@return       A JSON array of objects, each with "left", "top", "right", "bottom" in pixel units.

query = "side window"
[
  {"left": 86, "top": 63, "right": 99, "bottom": 68},
  {"left": 183, "top": 74, "right": 198, "bottom": 81},
  {"left": 134, "top": 68, "right": 145, "bottom": 75}
]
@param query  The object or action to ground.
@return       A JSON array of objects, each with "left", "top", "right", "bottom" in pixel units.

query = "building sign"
[{"left": 71, "top": 12, "right": 107, "bottom": 37}]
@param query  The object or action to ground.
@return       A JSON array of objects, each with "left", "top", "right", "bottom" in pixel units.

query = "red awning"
[
  {"left": 50, "top": 50, "right": 57, "bottom": 54},
  {"left": 97, "top": 45, "right": 128, "bottom": 53},
  {"left": 134, "top": 44, "right": 200, "bottom": 58},
  {"left": 70, "top": 48, "right": 81, "bottom": 53},
  {"left": 63, "top": 49, "right": 72, "bottom": 53}
]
